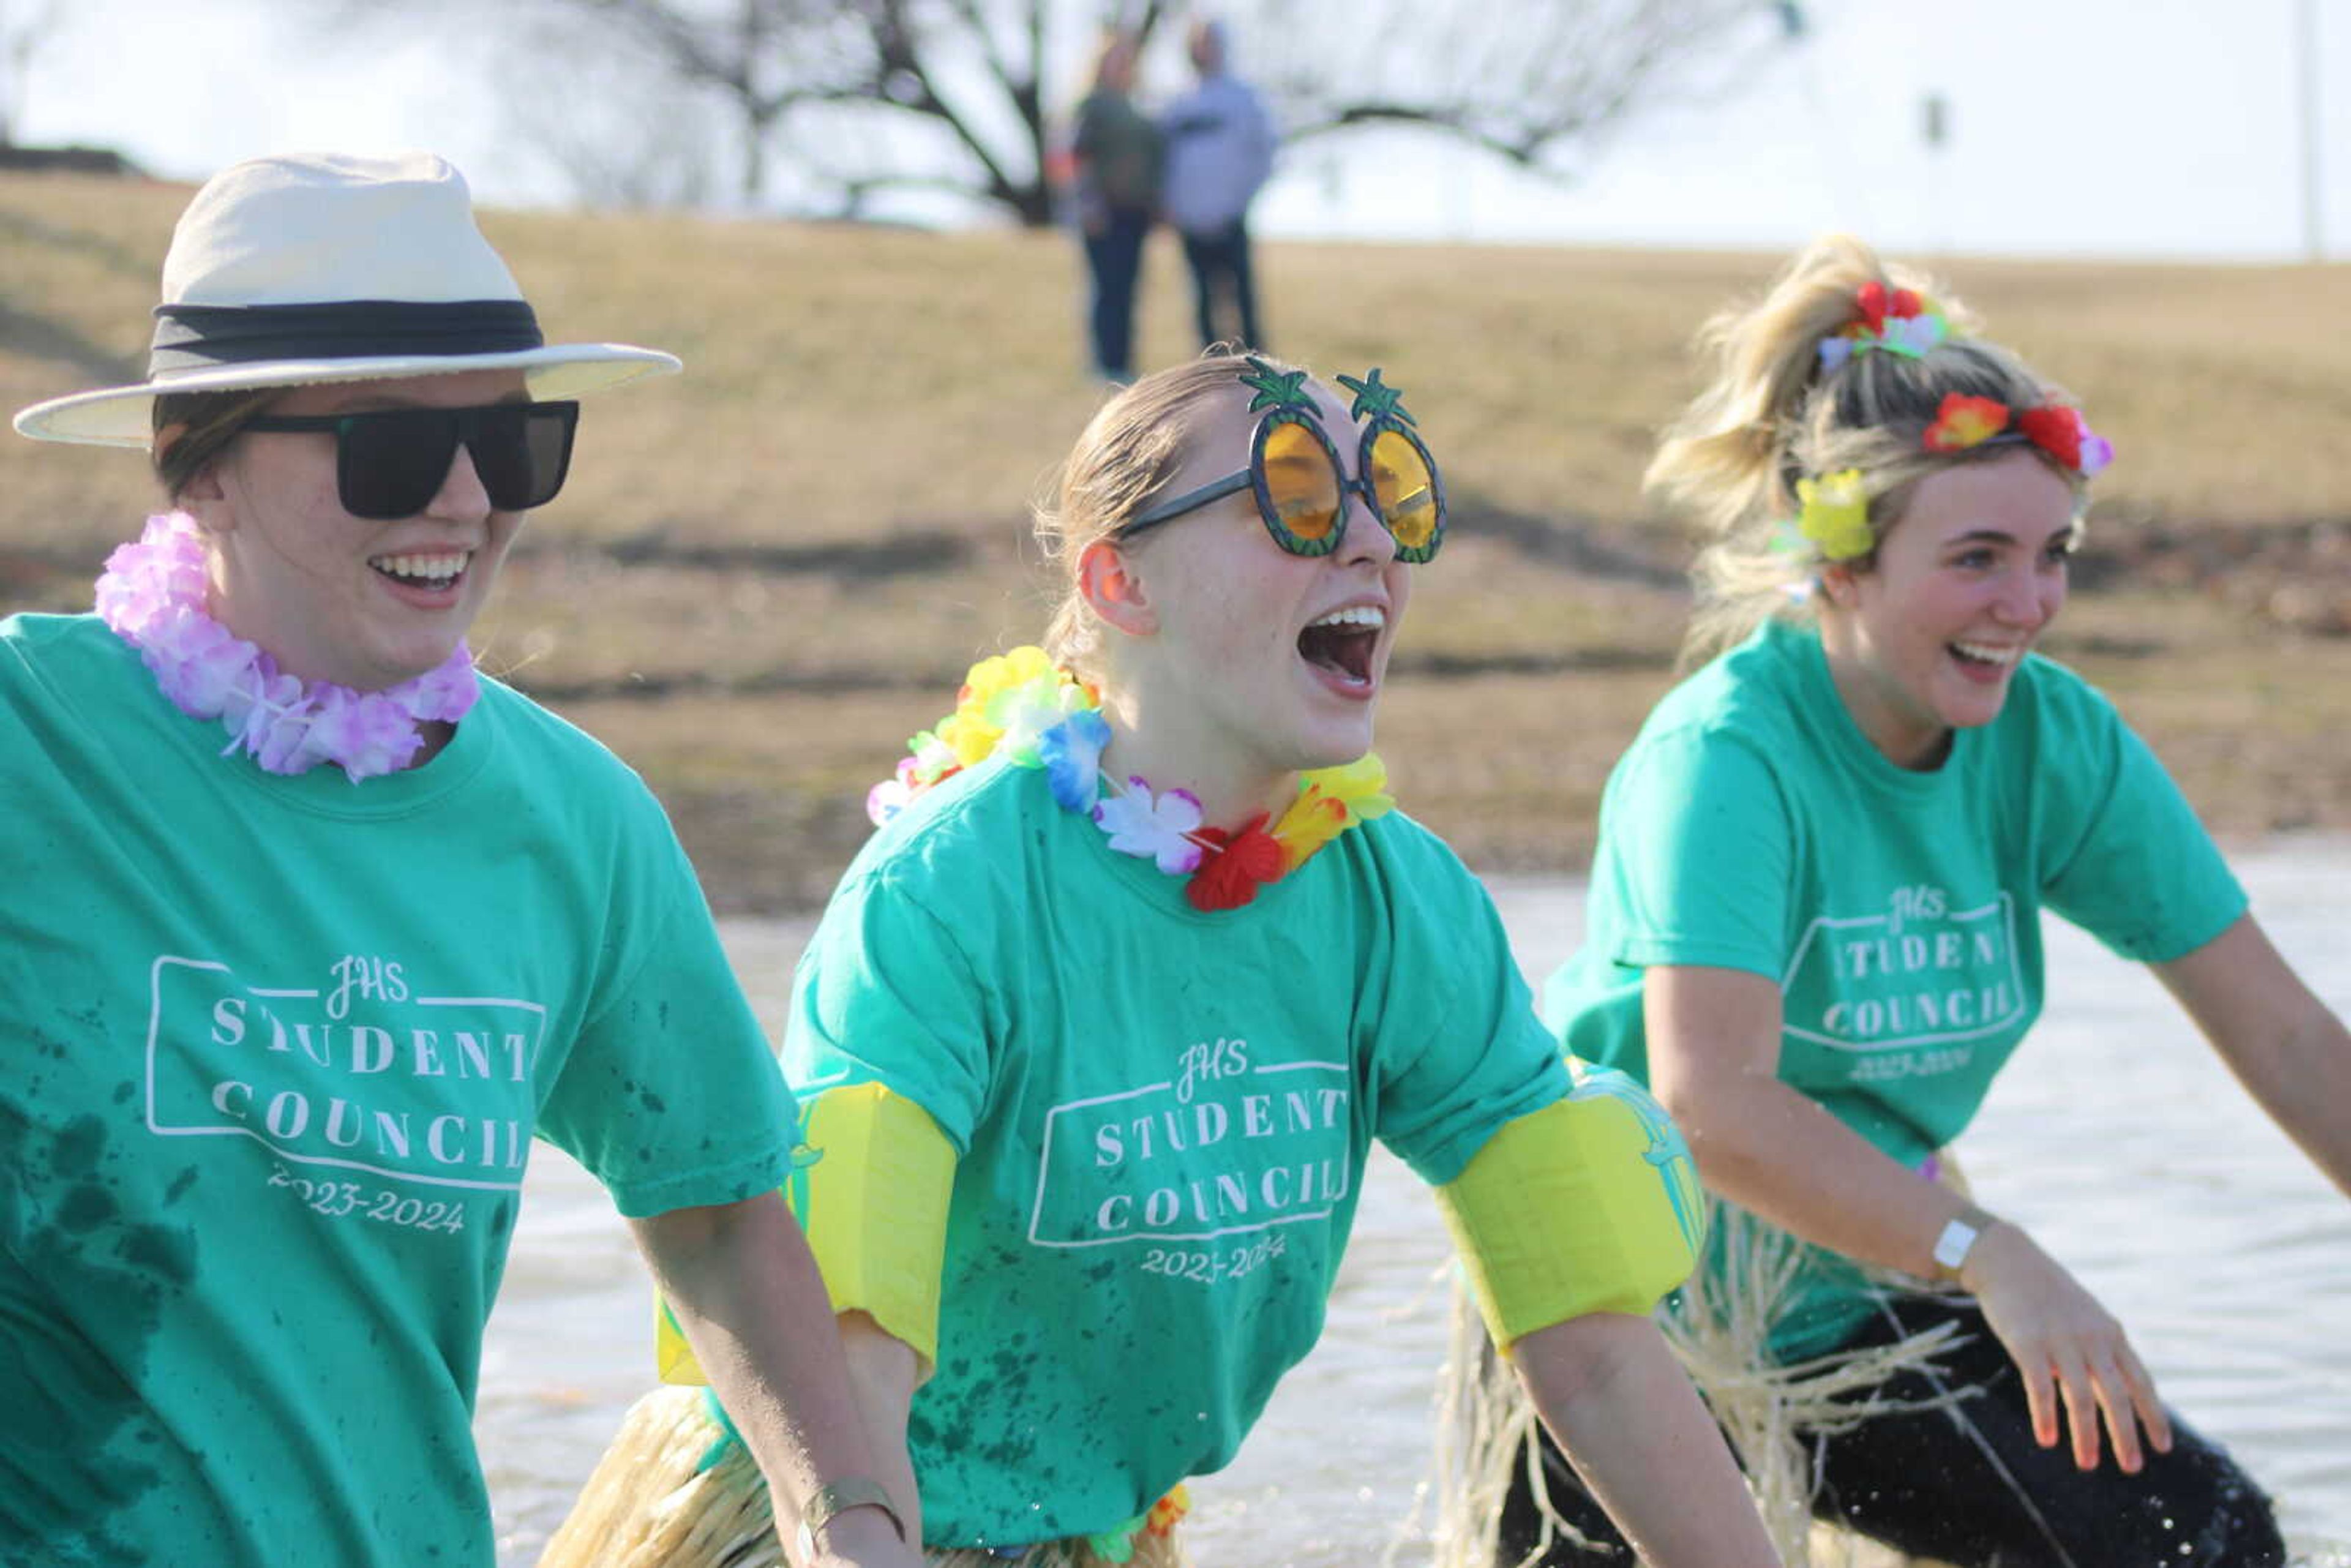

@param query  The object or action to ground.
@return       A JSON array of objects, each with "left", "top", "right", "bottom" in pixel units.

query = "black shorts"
[{"left": 1497, "top": 1293, "right": 2285, "bottom": 1568}]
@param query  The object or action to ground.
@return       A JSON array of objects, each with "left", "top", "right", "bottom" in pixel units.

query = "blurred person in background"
[
  {"left": 1063, "top": 28, "right": 1164, "bottom": 384},
  {"left": 1481, "top": 234, "right": 2351, "bottom": 1568},
  {"left": 2, "top": 151, "right": 918, "bottom": 1568},
  {"left": 1161, "top": 18, "right": 1276, "bottom": 352}
]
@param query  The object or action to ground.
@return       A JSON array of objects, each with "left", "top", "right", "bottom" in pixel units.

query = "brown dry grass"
[{"left": 6, "top": 171, "right": 2349, "bottom": 911}]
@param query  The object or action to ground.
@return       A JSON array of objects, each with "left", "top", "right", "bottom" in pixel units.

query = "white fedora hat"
[{"left": 13, "top": 150, "right": 681, "bottom": 448}]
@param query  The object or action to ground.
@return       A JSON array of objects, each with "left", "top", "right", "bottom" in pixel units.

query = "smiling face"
[
  {"left": 176, "top": 368, "right": 531, "bottom": 691},
  {"left": 1097, "top": 378, "right": 1412, "bottom": 798},
  {"left": 1818, "top": 448, "right": 2079, "bottom": 768}
]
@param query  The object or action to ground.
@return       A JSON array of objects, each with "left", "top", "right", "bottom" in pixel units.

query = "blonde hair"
[
  {"left": 1035, "top": 353, "right": 1286, "bottom": 680},
  {"left": 1652, "top": 235, "right": 2088, "bottom": 664}
]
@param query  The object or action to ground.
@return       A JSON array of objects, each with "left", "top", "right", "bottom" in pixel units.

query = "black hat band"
[{"left": 149, "top": 299, "right": 545, "bottom": 373}]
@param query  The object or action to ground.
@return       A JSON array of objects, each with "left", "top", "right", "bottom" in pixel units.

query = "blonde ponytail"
[{"left": 1654, "top": 236, "right": 2083, "bottom": 664}]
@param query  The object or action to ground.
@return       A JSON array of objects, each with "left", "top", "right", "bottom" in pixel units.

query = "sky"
[{"left": 9, "top": 0, "right": 2348, "bottom": 261}]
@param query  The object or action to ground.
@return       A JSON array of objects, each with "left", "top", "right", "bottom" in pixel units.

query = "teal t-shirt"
[
  {"left": 784, "top": 756, "right": 1571, "bottom": 1548},
  {"left": 0, "top": 614, "right": 798, "bottom": 1567},
  {"left": 1543, "top": 618, "right": 2245, "bottom": 1354}
]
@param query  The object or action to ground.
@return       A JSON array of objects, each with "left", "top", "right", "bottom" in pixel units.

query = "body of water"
[{"left": 478, "top": 841, "right": 2351, "bottom": 1565}]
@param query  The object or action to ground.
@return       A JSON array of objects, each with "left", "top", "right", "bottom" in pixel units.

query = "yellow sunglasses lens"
[
  {"left": 1261, "top": 419, "right": 1342, "bottom": 544},
  {"left": 1370, "top": 429, "right": 1438, "bottom": 552}
]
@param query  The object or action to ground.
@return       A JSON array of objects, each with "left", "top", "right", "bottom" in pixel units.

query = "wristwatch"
[
  {"left": 1931, "top": 1202, "right": 1996, "bottom": 1277},
  {"left": 792, "top": 1477, "right": 906, "bottom": 1561}
]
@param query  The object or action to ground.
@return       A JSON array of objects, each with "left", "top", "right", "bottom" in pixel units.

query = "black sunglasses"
[{"left": 239, "top": 400, "right": 580, "bottom": 520}]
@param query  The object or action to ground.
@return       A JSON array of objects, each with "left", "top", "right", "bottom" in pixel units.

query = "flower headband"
[
  {"left": 1923, "top": 394, "right": 2113, "bottom": 476},
  {"left": 1818, "top": 281, "right": 1950, "bottom": 370},
  {"left": 1793, "top": 395, "right": 2115, "bottom": 562}
]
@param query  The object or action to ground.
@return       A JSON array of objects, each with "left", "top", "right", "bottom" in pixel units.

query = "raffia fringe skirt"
[
  {"left": 539, "top": 1384, "right": 1191, "bottom": 1568},
  {"left": 1428, "top": 1196, "right": 1974, "bottom": 1568}
]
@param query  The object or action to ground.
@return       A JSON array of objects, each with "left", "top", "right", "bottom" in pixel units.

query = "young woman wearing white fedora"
[{"left": 4, "top": 151, "right": 918, "bottom": 1568}]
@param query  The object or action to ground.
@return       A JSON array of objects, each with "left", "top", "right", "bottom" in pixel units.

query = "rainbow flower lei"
[
  {"left": 868, "top": 648, "right": 1395, "bottom": 912},
  {"left": 94, "top": 512, "right": 479, "bottom": 782}
]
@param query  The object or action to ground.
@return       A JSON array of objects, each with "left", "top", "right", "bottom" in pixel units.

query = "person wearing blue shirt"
[{"left": 1160, "top": 20, "right": 1277, "bottom": 352}]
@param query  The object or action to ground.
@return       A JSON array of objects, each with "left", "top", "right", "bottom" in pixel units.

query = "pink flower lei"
[{"left": 94, "top": 512, "right": 479, "bottom": 782}]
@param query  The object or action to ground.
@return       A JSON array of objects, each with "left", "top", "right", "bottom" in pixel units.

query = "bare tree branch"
[
  {"left": 1257, "top": 0, "right": 1784, "bottom": 174},
  {"left": 314, "top": 0, "right": 1791, "bottom": 225}
]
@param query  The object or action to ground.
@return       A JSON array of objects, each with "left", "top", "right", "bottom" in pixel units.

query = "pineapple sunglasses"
[{"left": 1116, "top": 358, "right": 1447, "bottom": 564}]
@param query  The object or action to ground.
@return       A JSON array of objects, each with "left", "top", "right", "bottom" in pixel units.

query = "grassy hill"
[{"left": 6, "top": 170, "right": 2348, "bottom": 910}]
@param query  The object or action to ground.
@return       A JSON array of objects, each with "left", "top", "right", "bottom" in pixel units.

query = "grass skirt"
[
  {"left": 1428, "top": 1198, "right": 1974, "bottom": 1568},
  {"left": 539, "top": 1385, "right": 1191, "bottom": 1568}
]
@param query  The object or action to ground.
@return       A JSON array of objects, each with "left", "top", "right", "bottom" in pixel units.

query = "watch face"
[{"left": 1932, "top": 1215, "right": 1981, "bottom": 1270}]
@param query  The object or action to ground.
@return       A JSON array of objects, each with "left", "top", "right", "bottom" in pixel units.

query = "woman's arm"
[
  {"left": 834, "top": 1311, "right": 926, "bottom": 1548},
  {"left": 2154, "top": 911, "right": 2351, "bottom": 1198},
  {"left": 1512, "top": 1313, "right": 1780, "bottom": 1567},
  {"left": 1647, "top": 963, "right": 2169, "bottom": 1473},
  {"left": 629, "top": 1195, "right": 923, "bottom": 1568}
]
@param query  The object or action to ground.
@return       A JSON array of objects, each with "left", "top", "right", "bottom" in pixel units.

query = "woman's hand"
[{"left": 1959, "top": 1220, "right": 2172, "bottom": 1472}]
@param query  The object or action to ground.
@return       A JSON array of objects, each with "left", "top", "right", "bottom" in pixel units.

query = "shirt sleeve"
[
  {"left": 1364, "top": 830, "right": 1572, "bottom": 1187},
  {"left": 539, "top": 829, "right": 801, "bottom": 1219},
  {"left": 2038, "top": 694, "right": 2246, "bottom": 964},
  {"left": 782, "top": 867, "right": 995, "bottom": 1154},
  {"left": 1597, "top": 726, "right": 1796, "bottom": 979}
]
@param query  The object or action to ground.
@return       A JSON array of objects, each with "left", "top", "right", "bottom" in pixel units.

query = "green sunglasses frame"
[{"left": 1119, "top": 361, "right": 1445, "bottom": 564}]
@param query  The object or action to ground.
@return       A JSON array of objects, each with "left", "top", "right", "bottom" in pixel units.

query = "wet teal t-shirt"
[
  {"left": 0, "top": 614, "right": 798, "bottom": 1567},
  {"left": 1543, "top": 618, "right": 2244, "bottom": 1354},
  {"left": 784, "top": 756, "right": 1570, "bottom": 1548}
]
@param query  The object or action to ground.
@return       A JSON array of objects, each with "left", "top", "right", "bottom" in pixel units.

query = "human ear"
[
  {"left": 162, "top": 429, "right": 237, "bottom": 535},
  {"left": 1818, "top": 561, "right": 1860, "bottom": 609},
  {"left": 1078, "top": 539, "right": 1158, "bottom": 637}
]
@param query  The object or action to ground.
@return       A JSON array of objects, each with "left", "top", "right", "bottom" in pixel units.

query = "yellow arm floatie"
[
  {"left": 658, "top": 1081, "right": 956, "bottom": 1384},
  {"left": 1433, "top": 1060, "right": 1706, "bottom": 1351}
]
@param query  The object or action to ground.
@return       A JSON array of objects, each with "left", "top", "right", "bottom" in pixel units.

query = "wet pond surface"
[{"left": 480, "top": 841, "right": 2351, "bottom": 1564}]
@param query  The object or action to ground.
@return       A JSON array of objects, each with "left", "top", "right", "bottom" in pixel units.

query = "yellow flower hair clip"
[{"left": 1795, "top": 468, "right": 1874, "bottom": 561}]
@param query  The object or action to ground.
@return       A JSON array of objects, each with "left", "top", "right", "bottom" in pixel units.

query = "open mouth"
[
  {"left": 1298, "top": 604, "right": 1384, "bottom": 688},
  {"left": 1949, "top": 639, "right": 2021, "bottom": 672},
  {"left": 369, "top": 550, "right": 472, "bottom": 594}
]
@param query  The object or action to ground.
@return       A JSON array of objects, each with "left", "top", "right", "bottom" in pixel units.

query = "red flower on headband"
[
  {"left": 1187, "top": 814, "right": 1286, "bottom": 911},
  {"left": 2017, "top": 403, "right": 2085, "bottom": 469},
  {"left": 1923, "top": 393, "right": 2011, "bottom": 452}
]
